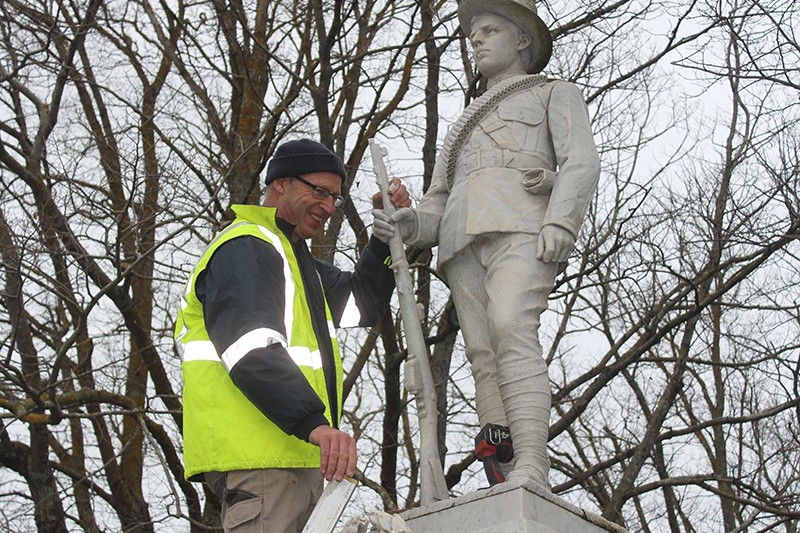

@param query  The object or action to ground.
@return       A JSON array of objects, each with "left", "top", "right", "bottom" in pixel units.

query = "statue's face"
[{"left": 469, "top": 12, "right": 528, "bottom": 80}]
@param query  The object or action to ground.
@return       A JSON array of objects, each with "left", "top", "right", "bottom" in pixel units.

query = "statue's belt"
[{"left": 458, "top": 147, "right": 548, "bottom": 178}]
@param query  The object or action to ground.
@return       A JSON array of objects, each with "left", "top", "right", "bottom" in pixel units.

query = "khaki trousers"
[
  {"left": 443, "top": 232, "right": 557, "bottom": 482},
  {"left": 206, "top": 468, "right": 323, "bottom": 533}
]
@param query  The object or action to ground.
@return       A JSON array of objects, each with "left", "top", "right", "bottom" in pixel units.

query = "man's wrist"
[
  {"left": 541, "top": 223, "right": 577, "bottom": 240},
  {"left": 294, "top": 414, "right": 330, "bottom": 442}
]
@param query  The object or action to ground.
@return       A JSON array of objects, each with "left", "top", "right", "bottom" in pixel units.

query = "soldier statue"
[{"left": 375, "top": 0, "right": 601, "bottom": 487}]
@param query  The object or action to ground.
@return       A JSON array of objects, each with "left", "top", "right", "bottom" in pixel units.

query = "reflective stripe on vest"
[
  {"left": 181, "top": 340, "right": 217, "bottom": 361},
  {"left": 182, "top": 331, "right": 323, "bottom": 371},
  {"left": 220, "top": 328, "right": 286, "bottom": 371},
  {"left": 253, "top": 224, "right": 297, "bottom": 348}
]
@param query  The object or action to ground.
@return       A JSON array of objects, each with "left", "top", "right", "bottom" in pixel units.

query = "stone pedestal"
[{"left": 398, "top": 480, "right": 626, "bottom": 533}]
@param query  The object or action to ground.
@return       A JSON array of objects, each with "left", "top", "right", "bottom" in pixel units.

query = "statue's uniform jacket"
[{"left": 409, "top": 79, "right": 601, "bottom": 267}]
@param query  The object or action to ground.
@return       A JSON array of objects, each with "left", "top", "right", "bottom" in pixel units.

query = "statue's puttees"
[{"left": 377, "top": 0, "right": 601, "bottom": 488}]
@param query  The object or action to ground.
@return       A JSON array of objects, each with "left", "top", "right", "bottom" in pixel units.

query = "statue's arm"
[
  {"left": 541, "top": 81, "right": 602, "bottom": 239},
  {"left": 406, "top": 155, "right": 449, "bottom": 248}
]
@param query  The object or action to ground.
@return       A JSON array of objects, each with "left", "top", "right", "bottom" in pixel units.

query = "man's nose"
[{"left": 320, "top": 196, "right": 336, "bottom": 216}]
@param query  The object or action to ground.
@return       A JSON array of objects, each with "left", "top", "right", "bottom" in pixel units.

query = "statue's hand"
[
  {"left": 372, "top": 207, "right": 417, "bottom": 244},
  {"left": 536, "top": 225, "right": 575, "bottom": 263}
]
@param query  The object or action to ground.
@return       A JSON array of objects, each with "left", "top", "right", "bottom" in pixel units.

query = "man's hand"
[
  {"left": 536, "top": 225, "right": 576, "bottom": 263},
  {"left": 308, "top": 425, "right": 357, "bottom": 482},
  {"left": 371, "top": 178, "right": 411, "bottom": 210}
]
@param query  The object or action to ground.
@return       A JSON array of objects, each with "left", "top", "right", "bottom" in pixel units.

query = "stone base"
[{"left": 399, "top": 479, "right": 626, "bottom": 533}]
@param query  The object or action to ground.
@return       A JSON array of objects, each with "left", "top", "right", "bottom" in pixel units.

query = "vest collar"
[{"left": 230, "top": 204, "right": 296, "bottom": 239}]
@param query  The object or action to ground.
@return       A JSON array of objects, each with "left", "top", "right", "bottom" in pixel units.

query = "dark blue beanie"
[{"left": 265, "top": 139, "right": 347, "bottom": 185}]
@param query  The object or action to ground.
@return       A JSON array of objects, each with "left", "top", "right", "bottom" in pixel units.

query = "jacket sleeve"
[
  {"left": 315, "top": 235, "right": 395, "bottom": 328},
  {"left": 197, "top": 236, "right": 329, "bottom": 441},
  {"left": 541, "top": 81, "right": 601, "bottom": 238},
  {"left": 408, "top": 155, "right": 448, "bottom": 247}
]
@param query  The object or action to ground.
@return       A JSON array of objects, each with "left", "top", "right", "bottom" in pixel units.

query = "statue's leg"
[
  {"left": 483, "top": 233, "right": 558, "bottom": 487},
  {"left": 443, "top": 244, "right": 506, "bottom": 428}
]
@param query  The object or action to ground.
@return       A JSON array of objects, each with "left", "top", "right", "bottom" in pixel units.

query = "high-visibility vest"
[{"left": 174, "top": 204, "right": 343, "bottom": 481}]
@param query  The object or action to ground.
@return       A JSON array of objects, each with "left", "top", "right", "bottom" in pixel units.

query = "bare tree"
[{"left": 0, "top": 0, "right": 797, "bottom": 531}]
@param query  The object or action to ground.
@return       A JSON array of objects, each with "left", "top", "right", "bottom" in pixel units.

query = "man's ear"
[
  {"left": 271, "top": 177, "right": 290, "bottom": 193},
  {"left": 264, "top": 177, "right": 289, "bottom": 207}
]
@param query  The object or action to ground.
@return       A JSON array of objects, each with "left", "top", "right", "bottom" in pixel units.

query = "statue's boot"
[{"left": 498, "top": 356, "right": 551, "bottom": 488}]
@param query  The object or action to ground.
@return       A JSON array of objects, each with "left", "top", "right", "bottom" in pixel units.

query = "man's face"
[
  {"left": 469, "top": 13, "right": 528, "bottom": 80},
  {"left": 274, "top": 171, "right": 341, "bottom": 240}
]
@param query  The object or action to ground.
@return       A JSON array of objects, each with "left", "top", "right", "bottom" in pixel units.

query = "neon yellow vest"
[{"left": 175, "top": 205, "right": 343, "bottom": 481}]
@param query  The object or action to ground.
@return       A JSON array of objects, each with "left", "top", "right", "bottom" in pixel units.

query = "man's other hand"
[
  {"left": 308, "top": 425, "right": 357, "bottom": 482},
  {"left": 371, "top": 178, "right": 411, "bottom": 210}
]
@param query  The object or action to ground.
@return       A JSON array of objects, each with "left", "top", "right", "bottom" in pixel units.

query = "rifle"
[{"left": 369, "top": 139, "right": 449, "bottom": 505}]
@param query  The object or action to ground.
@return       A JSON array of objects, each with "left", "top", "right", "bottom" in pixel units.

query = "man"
[
  {"left": 175, "top": 138, "right": 410, "bottom": 532},
  {"left": 374, "top": 0, "right": 601, "bottom": 487}
]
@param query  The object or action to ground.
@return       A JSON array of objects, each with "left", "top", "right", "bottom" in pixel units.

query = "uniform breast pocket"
[{"left": 497, "top": 101, "right": 546, "bottom": 150}]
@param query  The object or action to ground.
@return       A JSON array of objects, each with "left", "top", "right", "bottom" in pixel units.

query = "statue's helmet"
[{"left": 458, "top": 0, "right": 553, "bottom": 74}]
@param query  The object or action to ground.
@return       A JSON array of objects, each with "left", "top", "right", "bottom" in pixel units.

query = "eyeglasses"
[{"left": 292, "top": 175, "right": 345, "bottom": 207}]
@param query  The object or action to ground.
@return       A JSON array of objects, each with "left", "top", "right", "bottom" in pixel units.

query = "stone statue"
[{"left": 374, "top": 0, "right": 601, "bottom": 487}]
